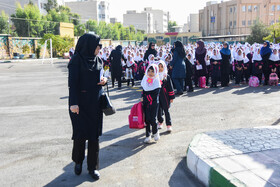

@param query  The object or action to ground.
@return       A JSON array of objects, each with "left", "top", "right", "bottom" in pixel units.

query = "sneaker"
[
  {"left": 167, "top": 126, "right": 172, "bottom": 132},
  {"left": 153, "top": 131, "right": 160, "bottom": 141},
  {"left": 157, "top": 122, "right": 163, "bottom": 129},
  {"left": 89, "top": 170, "right": 100, "bottom": 180},
  {"left": 144, "top": 136, "right": 152, "bottom": 144}
]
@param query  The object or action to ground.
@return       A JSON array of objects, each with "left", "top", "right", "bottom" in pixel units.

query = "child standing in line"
[
  {"left": 125, "top": 55, "right": 135, "bottom": 87},
  {"left": 210, "top": 49, "right": 222, "bottom": 88},
  {"left": 141, "top": 64, "right": 161, "bottom": 144},
  {"left": 157, "top": 61, "right": 175, "bottom": 132}
]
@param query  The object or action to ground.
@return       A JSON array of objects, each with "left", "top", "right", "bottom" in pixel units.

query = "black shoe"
[
  {"left": 89, "top": 170, "right": 100, "bottom": 180},
  {"left": 74, "top": 163, "right": 82, "bottom": 176},
  {"left": 187, "top": 89, "right": 194, "bottom": 92}
]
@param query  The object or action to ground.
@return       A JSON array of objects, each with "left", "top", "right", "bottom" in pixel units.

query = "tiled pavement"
[{"left": 187, "top": 126, "right": 280, "bottom": 187}]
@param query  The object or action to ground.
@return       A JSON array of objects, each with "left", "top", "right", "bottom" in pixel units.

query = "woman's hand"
[
  {"left": 214, "top": 61, "right": 217, "bottom": 65},
  {"left": 196, "top": 60, "right": 200, "bottom": 65},
  {"left": 170, "top": 99, "right": 174, "bottom": 103},
  {"left": 98, "top": 77, "right": 108, "bottom": 86},
  {"left": 70, "top": 105, "right": 79, "bottom": 114},
  {"left": 140, "top": 97, "right": 143, "bottom": 102},
  {"left": 169, "top": 66, "right": 173, "bottom": 70}
]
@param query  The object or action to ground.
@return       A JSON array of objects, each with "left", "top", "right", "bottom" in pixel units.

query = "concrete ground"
[{"left": 0, "top": 61, "right": 280, "bottom": 187}]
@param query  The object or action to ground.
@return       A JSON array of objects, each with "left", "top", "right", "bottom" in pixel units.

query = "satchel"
[{"left": 100, "top": 84, "right": 116, "bottom": 116}]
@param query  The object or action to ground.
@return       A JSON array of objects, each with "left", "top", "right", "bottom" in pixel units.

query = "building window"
[
  {"left": 272, "top": 5, "right": 275, "bottom": 11},
  {"left": 248, "top": 5, "right": 252, "bottom": 12},
  {"left": 253, "top": 20, "right": 257, "bottom": 24},
  {"left": 242, "top": 20, "right": 246, "bottom": 26},
  {"left": 99, "top": 14, "right": 102, "bottom": 19},
  {"left": 242, "top": 6, "right": 246, "bottom": 12},
  {"left": 277, "top": 5, "right": 280, "bottom": 11},
  {"left": 234, "top": 7, "right": 236, "bottom": 13},
  {"left": 254, "top": 5, "right": 258, "bottom": 11},
  {"left": 233, "top": 21, "right": 236, "bottom": 27},
  {"left": 229, "top": 21, "right": 232, "bottom": 27},
  {"left": 230, "top": 8, "right": 232, "bottom": 13},
  {"left": 102, "top": 14, "right": 105, "bottom": 19},
  {"left": 248, "top": 20, "right": 252, "bottom": 26},
  {"left": 270, "top": 20, "right": 275, "bottom": 25},
  {"left": 156, "top": 36, "right": 163, "bottom": 40}
]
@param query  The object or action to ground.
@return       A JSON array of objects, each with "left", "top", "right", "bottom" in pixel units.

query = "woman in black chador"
[
  {"left": 109, "top": 45, "right": 125, "bottom": 88},
  {"left": 68, "top": 33, "right": 107, "bottom": 180}
]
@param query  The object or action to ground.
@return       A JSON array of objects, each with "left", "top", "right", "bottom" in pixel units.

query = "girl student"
[
  {"left": 157, "top": 60, "right": 175, "bottom": 132},
  {"left": 269, "top": 48, "right": 280, "bottom": 76},
  {"left": 234, "top": 49, "right": 244, "bottom": 85},
  {"left": 125, "top": 55, "right": 136, "bottom": 87},
  {"left": 210, "top": 49, "right": 222, "bottom": 88},
  {"left": 252, "top": 48, "right": 263, "bottom": 83},
  {"left": 141, "top": 64, "right": 161, "bottom": 144}
]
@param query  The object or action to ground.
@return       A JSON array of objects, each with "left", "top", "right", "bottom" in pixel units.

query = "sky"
[{"left": 65, "top": 0, "right": 224, "bottom": 25}]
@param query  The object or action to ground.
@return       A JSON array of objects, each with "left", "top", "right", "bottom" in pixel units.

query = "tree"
[
  {"left": 168, "top": 21, "right": 177, "bottom": 32},
  {"left": 44, "top": 0, "right": 58, "bottom": 13},
  {"left": 0, "top": 11, "right": 9, "bottom": 34},
  {"left": 246, "top": 20, "right": 270, "bottom": 44},
  {"left": 264, "top": 20, "right": 280, "bottom": 43},
  {"left": 40, "top": 33, "right": 74, "bottom": 57},
  {"left": 86, "top": 19, "right": 98, "bottom": 34},
  {"left": 11, "top": 3, "right": 44, "bottom": 37}
]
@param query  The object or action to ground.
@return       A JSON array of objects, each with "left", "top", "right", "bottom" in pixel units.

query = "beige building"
[
  {"left": 65, "top": 0, "right": 110, "bottom": 23},
  {"left": 199, "top": 0, "right": 280, "bottom": 36},
  {"left": 143, "top": 7, "right": 169, "bottom": 33},
  {"left": 188, "top": 13, "right": 199, "bottom": 33},
  {"left": 123, "top": 10, "right": 154, "bottom": 33}
]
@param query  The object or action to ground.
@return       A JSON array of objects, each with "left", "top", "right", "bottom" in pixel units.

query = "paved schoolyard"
[{"left": 0, "top": 61, "right": 280, "bottom": 187}]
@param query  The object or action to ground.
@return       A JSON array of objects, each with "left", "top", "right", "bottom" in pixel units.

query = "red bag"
[
  {"left": 199, "top": 76, "right": 206, "bottom": 88},
  {"left": 129, "top": 102, "right": 145, "bottom": 129}
]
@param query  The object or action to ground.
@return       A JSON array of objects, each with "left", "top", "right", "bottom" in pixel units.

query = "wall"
[{"left": 0, "top": 35, "right": 49, "bottom": 59}]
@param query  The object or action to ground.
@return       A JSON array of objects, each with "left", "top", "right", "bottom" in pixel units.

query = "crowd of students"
[{"left": 94, "top": 40, "right": 280, "bottom": 143}]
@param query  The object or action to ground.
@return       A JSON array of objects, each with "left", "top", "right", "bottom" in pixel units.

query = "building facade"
[
  {"left": 143, "top": 7, "right": 169, "bottom": 33},
  {"left": 123, "top": 10, "right": 154, "bottom": 33},
  {"left": 199, "top": 0, "right": 280, "bottom": 36},
  {"left": 188, "top": 13, "right": 199, "bottom": 33},
  {"left": 0, "top": 0, "right": 65, "bottom": 16},
  {"left": 65, "top": 0, "right": 110, "bottom": 23}
]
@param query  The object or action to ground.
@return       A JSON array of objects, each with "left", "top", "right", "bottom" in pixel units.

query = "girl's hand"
[
  {"left": 140, "top": 98, "right": 143, "bottom": 102},
  {"left": 196, "top": 60, "right": 200, "bottom": 65},
  {"left": 259, "top": 66, "right": 262, "bottom": 69},
  {"left": 98, "top": 77, "right": 108, "bottom": 86},
  {"left": 169, "top": 66, "right": 173, "bottom": 70},
  {"left": 70, "top": 105, "right": 79, "bottom": 114},
  {"left": 170, "top": 99, "right": 174, "bottom": 103},
  {"left": 214, "top": 61, "right": 217, "bottom": 65}
]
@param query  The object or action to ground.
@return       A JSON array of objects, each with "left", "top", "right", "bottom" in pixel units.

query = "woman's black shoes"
[
  {"left": 89, "top": 170, "right": 100, "bottom": 180},
  {"left": 74, "top": 163, "right": 82, "bottom": 175}
]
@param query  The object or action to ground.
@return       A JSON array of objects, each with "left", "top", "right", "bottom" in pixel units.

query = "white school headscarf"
[
  {"left": 210, "top": 49, "right": 222, "bottom": 61},
  {"left": 158, "top": 60, "right": 168, "bottom": 81},
  {"left": 126, "top": 55, "right": 135, "bottom": 67},
  {"left": 234, "top": 49, "right": 244, "bottom": 61},
  {"left": 252, "top": 48, "right": 262, "bottom": 61},
  {"left": 141, "top": 64, "right": 161, "bottom": 91},
  {"left": 243, "top": 52, "right": 249, "bottom": 64},
  {"left": 269, "top": 49, "right": 280, "bottom": 62}
]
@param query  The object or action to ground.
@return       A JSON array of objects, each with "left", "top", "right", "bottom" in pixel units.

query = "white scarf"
[
  {"left": 158, "top": 60, "right": 168, "bottom": 81},
  {"left": 210, "top": 50, "right": 222, "bottom": 61},
  {"left": 141, "top": 64, "right": 161, "bottom": 91},
  {"left": 252, "top": 48, "right": 262, "bottom": 61},
  {"left": 235, "top": 50, "right": 244, "bottom": 61},
  {"left": 269, "top": 51, "right": 280, "bottom": 62}
]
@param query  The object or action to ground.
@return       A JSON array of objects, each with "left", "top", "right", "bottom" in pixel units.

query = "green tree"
[
  {"left": 11, "top": 3, "right": 44, "bottom": 37},
  {"left": 264, "top": 20, "right": 280, "bottom": 43},
  {"left": 168, "top": 21, "right": 177, "bottom": 32},
  {"left": 86, "top": 19, "right": 98, "bottom": 33},
  {"left": 247, "top": 20, "right": 270, "bottom": 44},
  {"left": 0, "top": 11, "right": 9, "bottom": 34},
  {"left": 74, "top": 24, "right": 86, "bottom": 36},
  {"left": 40, "top": 33, "right": 74, "bottom": 57},
  {"left": 44, "top": 0, "right": 58, "bottom": 13}
]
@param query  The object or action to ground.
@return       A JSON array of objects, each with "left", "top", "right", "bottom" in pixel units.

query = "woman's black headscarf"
[
  {"left": 195, "top": 40, "right": 206, "bottom": 55},
  {"left": 174, "top": 41, "right": 186, "bottom": 58},
  {"left": 116, "top": 45, "right": 122, "bottom": 52},
  {"left": 74, "top": 33, "right": 101, "bottom": 58}
]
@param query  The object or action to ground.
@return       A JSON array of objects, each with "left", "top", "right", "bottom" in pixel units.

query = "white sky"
[{"left": 65, "top": 0, "right": 224, "bottom": 25}]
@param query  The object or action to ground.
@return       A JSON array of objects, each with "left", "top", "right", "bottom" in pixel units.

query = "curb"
[{"left": 186, "top": 134, "right": 246, "bottom": 187}]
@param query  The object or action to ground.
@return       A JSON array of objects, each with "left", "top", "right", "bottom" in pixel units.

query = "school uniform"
[
  {"left": 210, "top": 58, "right": 221, "bottom": 87},
  {"left": 252, "top": 60, "right": 263, "bottom": 83},
  {"left": 157, "top": 75, "right": 175, "bottom": 126},
  {"left": 234, "top": 59, "right": 244, "bottom": 84}
]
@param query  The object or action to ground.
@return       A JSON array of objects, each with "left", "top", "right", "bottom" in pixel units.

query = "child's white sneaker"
[
  {"left": 153, "top": 131, "right": 160, "bottom": 141},
  {"left": 144, "top": 136, "right": 152, "bottom": 144},
  {"left": 157, "top": 122, "right": 163, "bottom": 129},
  {"left": 167, "top": 126, "right": 172, "bottom": 132}
]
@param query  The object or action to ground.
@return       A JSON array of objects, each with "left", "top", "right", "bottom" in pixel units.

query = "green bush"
[{"left": 22, "top": 44, "right": 30, "bottom": 54}]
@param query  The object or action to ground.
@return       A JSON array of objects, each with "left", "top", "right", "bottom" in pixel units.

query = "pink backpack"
[
  {"left": 129, "top": 102, "right": 145, "bottom": 129},
  {"left": 199, "top": 76, "right": 206, "bottom": 88},
  {"left": 269, "top": 73, "right": 279, "bottom": 86},
  {"left": 249, "top": 76, "right": 259, "bottom": 87}
]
